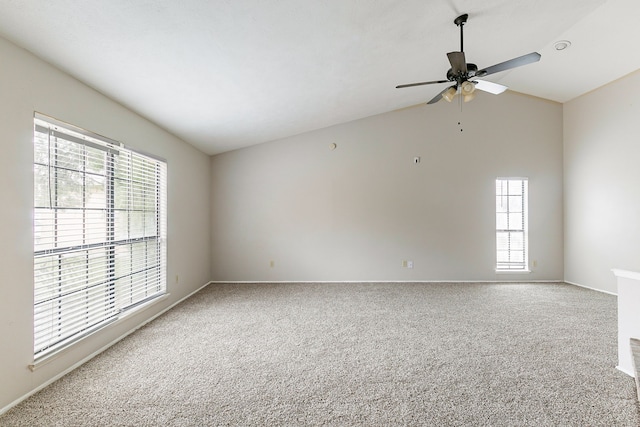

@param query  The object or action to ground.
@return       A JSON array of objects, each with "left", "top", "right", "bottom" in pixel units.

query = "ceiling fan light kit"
[
  {"left": 460, "top": 81, "right": 475, "bottom": 95},
  {"left": 442, "top": 86, "right": 457, "bottom": 102},
  {"left": 463, "top": 92, "right": 476, "bottom": 103},
  {"left": 396, "top": 13, "right": 541, "bottom": 105}
]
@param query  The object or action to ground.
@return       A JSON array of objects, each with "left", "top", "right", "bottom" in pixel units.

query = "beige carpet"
[{"left": 2, "top": 282, "right": 639, "bottom": 426}]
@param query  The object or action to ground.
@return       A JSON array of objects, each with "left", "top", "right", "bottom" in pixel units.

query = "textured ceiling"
[{"left": 1, "top": 0, "right": 639, "bottom": 155}]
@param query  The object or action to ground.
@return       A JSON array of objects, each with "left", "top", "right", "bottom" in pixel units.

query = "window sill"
[
  {"left": 495, "top": 269, "right": 531, "bottom": 274},
  {"left": 29, "top": 292, "right": 169, "bottom": 372}
]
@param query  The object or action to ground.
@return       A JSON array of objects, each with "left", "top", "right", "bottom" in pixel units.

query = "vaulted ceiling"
[{"left": 1, "top": 0, "right": 639, "bottom": 155}]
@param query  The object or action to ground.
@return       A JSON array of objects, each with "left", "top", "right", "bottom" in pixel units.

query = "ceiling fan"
[{"left": 396, "top": 13, "right": 541, "bottom": 104}]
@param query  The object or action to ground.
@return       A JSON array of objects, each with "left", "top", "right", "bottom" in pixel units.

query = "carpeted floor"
[{"left": 2, "top": 282, "right": 639, "bottom": 426}]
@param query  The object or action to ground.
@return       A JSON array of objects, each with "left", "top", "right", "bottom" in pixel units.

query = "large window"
[
  {"left": 495, "top": 178, "right": 528, "bottom": 271},
  {"left": 33, "top": 113, "right": 167, "bottom": 360}
]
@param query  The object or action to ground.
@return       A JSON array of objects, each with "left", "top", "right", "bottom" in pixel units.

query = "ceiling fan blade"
[
  {"left": 396, "top": 80, "right": 449, "bottom": 89},
  {"left": 447, "top": 51, "right": 467, "bottom": 75},
  {"left": 473, "top": 80, "right": 508, "bottom": 95},
  {"left": 427, "top": 85, "right": 456, "bottom": 105},
  {"left": 476, "top": 52, "right": 541, "bottom": 77}
]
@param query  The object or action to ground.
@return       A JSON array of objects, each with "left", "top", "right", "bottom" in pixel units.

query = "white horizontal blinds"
[
  {"left": 33, "top": 115, "right": 167, "bottom": 359},
  {"left": 113, "top": 150, "right": 167, "bottom": 310},
  {"left": 496, "top": 178, "right": 528, "bottom": 270}
]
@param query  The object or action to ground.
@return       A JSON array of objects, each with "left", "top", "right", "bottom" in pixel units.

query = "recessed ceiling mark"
[{"left": 554, "top": 40, "right": 572, "bottom": 51}]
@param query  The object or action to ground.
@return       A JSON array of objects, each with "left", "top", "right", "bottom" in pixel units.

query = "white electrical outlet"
[{"left": 402, "top": 260, "right": 414, "bottom": 268}]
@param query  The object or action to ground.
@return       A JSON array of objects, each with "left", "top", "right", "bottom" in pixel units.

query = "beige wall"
[
  {"left": 211, "top": 91, "right": 563, "bottom": 282},
  {"left": 0, "top": 37, "right": 211, "bottom": 411},
  {"left": 564, "top": 69, "right": 640, "bottom": 293}
]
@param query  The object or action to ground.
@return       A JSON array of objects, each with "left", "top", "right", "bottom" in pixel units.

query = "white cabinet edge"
[{"left": 612, "top": 269, "right": 640, "bottom": 281}]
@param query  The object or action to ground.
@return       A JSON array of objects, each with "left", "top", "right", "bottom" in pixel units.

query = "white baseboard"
[
  {"left": 0, "top": 281, "right": 212, "bottom": 417},
  {"left": 209, "top": 280, "right": 563, "bottom": 284},
  {"left": 616, "top": 365, "right": 635, "bottom": 378},
  {"left": 564, "top": 280, "right": 617, "bottom": 296}
]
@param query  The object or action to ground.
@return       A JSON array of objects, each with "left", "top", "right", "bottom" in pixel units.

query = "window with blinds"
[
  {"left": 495, "top": 178, "right": 528, "bottom": 271},
  {"left": 33, "top": 113, "right": 167, "bottom": 360}
]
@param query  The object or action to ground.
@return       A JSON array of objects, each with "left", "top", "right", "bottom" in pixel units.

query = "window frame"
[
  {"left": 32, "top": 113, "right": 167, "bottom": 362},
  {"left": 495, "top": 177, "right": 529, "bottom": 272}
]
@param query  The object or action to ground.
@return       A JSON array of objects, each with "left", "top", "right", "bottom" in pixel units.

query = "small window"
[
  {"left": 33, "top": 113, "right": 167, "bottom": 360},
  {"left": 495, "top": 178, "right": 528, "bottom": 271}
]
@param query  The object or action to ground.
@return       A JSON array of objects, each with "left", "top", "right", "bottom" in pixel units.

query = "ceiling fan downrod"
[{"left": 454, "top": 14, "right": 468, "bottom": 52}]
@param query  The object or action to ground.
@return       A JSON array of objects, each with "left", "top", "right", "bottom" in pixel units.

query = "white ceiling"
[{"left": 1, "top": 0, "right": 639, "bottom": 155}]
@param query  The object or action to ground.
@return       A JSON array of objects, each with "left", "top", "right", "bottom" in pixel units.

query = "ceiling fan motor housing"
[{"left": 446, "top": 63, "right": 478, "bottom": 83}]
